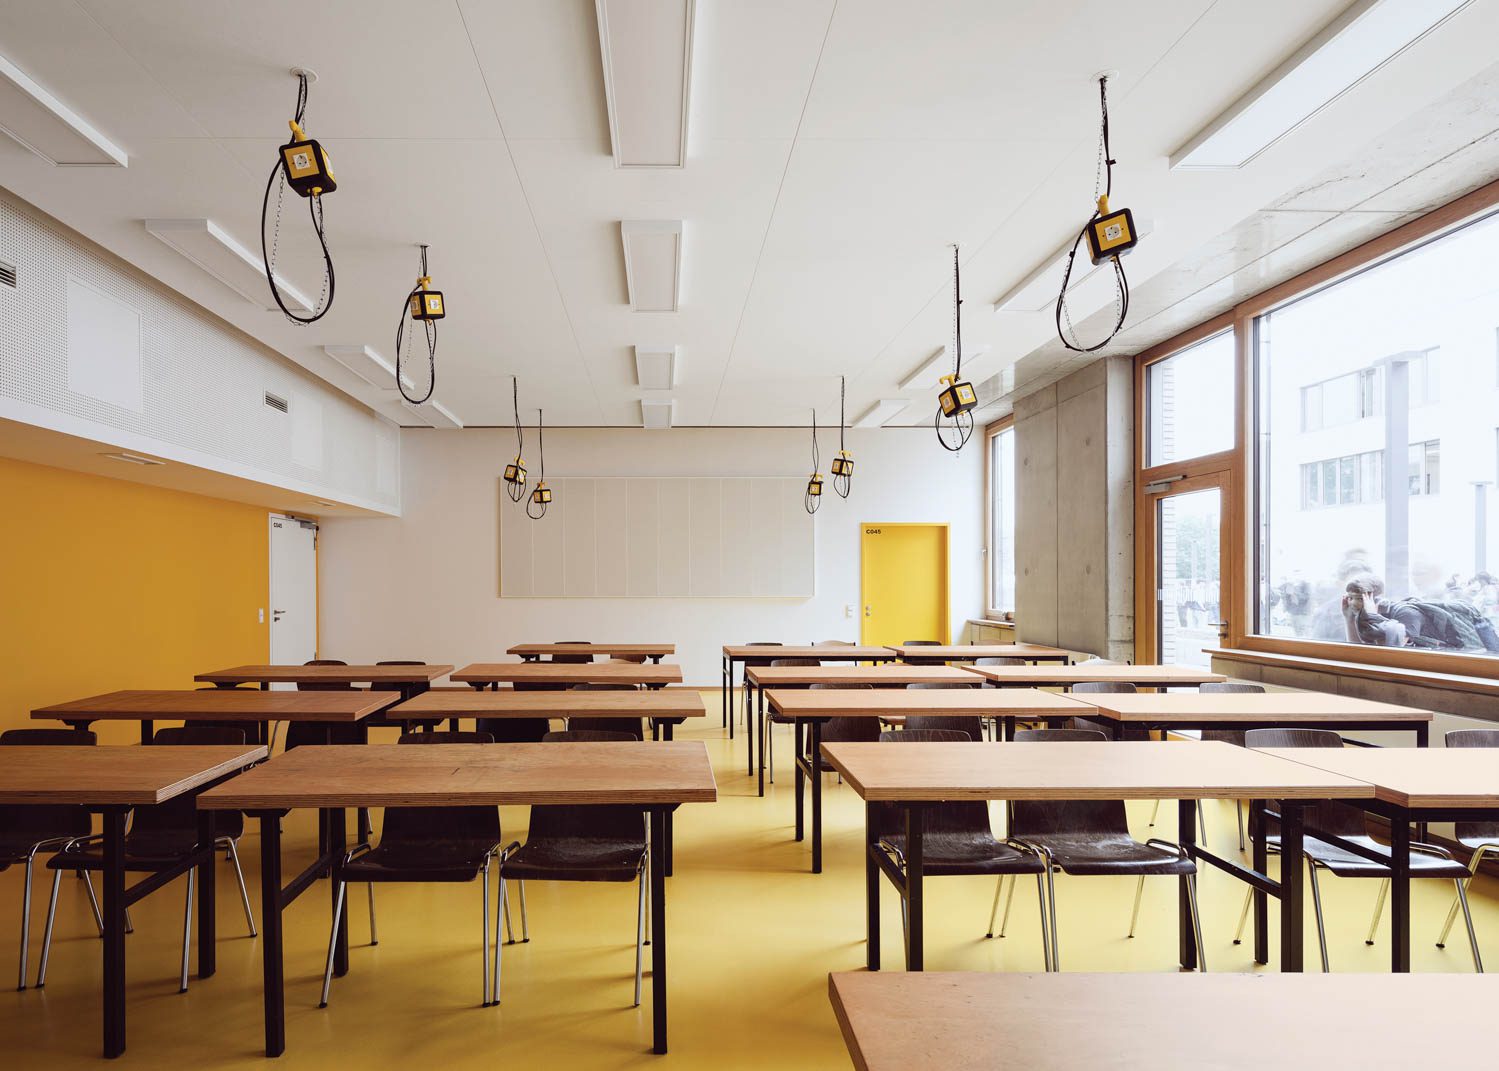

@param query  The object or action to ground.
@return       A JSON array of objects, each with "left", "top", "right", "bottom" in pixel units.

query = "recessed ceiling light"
[
  {"left": 145, "top": 218, "right": 313, "bottom": 313},
  {"left": 621, "top": 220, "right": 683, "bottom": 312},
  {"left": 641, "top": 397, "right": 674, "bottom": 429},
  {"left": 323, "top": 344, "right": 416, "bottom": 394},
  {"left": 101, "top": 451, "right": 164, "bottom": 466},
  {"left": 404, "top": 397, "right": 463, "bottom": 429},
  {"left": 853, "top": 399, "right": 910, "bottom": 428},
  {"left": 1171, "top": 0, "right": 1476, "bottom": 170},
  {"left": 595, "top": 0, "right": 695, "bottom": 168},
  {"left": 634, "top": 345, "right": 681, "bottom": 389},
  {"left": 0, "top": 52, "right": 126, "bottom": 167}
]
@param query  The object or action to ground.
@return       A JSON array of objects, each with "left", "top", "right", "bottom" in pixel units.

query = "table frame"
[
  {"left": 509, "top": 643, "right": 673, "bottom": 663},
  {"left": 720, "top": 646, "right": 898, "bottom": 747},
  {"left": 36, "top": 690, "right": 401, "bottom": 746}
]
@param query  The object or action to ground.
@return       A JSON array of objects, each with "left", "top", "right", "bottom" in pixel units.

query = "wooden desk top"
[
  {"left": 507, "top": 643, "right": 675, "bottom": 657},
  {"left": 886, "top": 644, "right": 1070, "bottom": 662},
  {"left": 199, "top": 742, "right": 717, "bottom": 809},
  {"left": 962, "top": 663, "right": 1226, "bottom": 686},
  {"left": 392, "top": 689, "right": 706, "bottom": 719},
  {"left": 746, "top": 665, "right": 976, "bottom": 686},
  {"left": 33, "top": 689, "right": 402, "bottom": 723},
  {"left": 722, "top": 645, "right": 895, "bottom": 661},
  {"left": 1075, "top": 692, "right": 1433, "bottom": 725},
  {"left": 766, "top": 688, "right": 1090, "bottom": 718},
  {"left": 450, "top": 662, "right": 684, "bottom": 686},
  {"left": 819, "top": 740, "right": 1374, "bottom": 802},
  {"left": 195, "top": 664, "right": 453, "bottom": 685},
  {"left": 0, "top": 745, "right": 266, "bottom": 805},
  {"left": 1258, "top": 746, "right": 1499, "bottom": 809},
  {"left": 829, "top": 971, "right": 1498, "bottom": 1071}
]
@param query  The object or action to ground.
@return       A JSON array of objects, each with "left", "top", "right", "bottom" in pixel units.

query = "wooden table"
[
  {"left": 764, "top": 689, "right": 1092, "bottom": 872},
  {"left": 451, "top": 662, "right": 684, "bottom": 689},
  {"left": 828, "top": 971, "right": 1494, "bottom": 1070},
  {"left": 391, "top": 688, "right": 705, "bottom": 740},
  {"left": 200, "top": 742, "right": 716, "bottom": 1057},
  {"left": 885, "top": 643, "right": 1070, "bottom": 663},
  {"left": 507, "top": 643, "right": 675, "bottom": 663},
  {"left": 1258, "top": 745, "right": 1499, "bottom": 973},
  {"left": 0, "top": 745, "right": 265, "bottom": 1057},
  {"left": 962, "top": 662, "right": 1226, "bottom": 688},
  {"left": 33, "top": 689, "right": 402, "bottom": 745},
  {"left": 721, "top": 645, "right": 896, "bottom": 740},
  {"left": 195, "top": 664, "right": 453, "bottom": 700},
  {"left": 743, "top": 665, "right": 979, "bottom": 795},
  {"left": 819, "top": 740, "right": 1372, "bottom": 973},
  {"left": 1073, "top": 692, "right": 1433, "bottom": 746}
]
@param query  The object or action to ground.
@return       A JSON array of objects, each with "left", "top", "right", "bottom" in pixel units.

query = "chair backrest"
[
  {"left": 298, "top": 658, "right": 354, "bottom": 691},
  {"left": 397, "top": 730, "right": 494, "bottom": 744},
  {"left": 130, "top": 727, "right": 249, "bottom": 839},
  {"left": 1199, "top": 682, "right": 1265, "bottom": 694},
  {"left": 816, "top": 640, "right": 856, "bottom": 646},
  {"left": 770, "top": 657, "right": 821, "bottom": 667},
  {"left": 906, "top": 681, "right": 978, "bottom": 689},
  {"left": 0, "top": 729, "right": 96, "bottom": 838},
  {"left": 809, "top": 682, "right": 873, "bottom": 690},
  {"left": 566, "top": 717, "right": 644, "bottom": 740},
  {"left": 571, "top": 683, "right": 637, "bottom": 690},
  {"left": 377, "top": 660, "right": 425, "bottom": 665},
  {"left": 1242, "top": 728, "right": 1364, "bottom": 837},
  {"left": 903, "top": 715, "right": 984, "bottom": 740},
  {"left": 524, "top": 735, "right": 646, "bottom": 848},
  {"left": 1069, "top": 682, "right": 1138, "bottom": 695},
  {"left": 375, "top": 659, "right": 430, "bottom": 696},
  {"left": 543, "top": 730, "right": 637, "bottom": 742},
  {"left": 821, "top": 716, "right": 882, "bottom": 745},
  {"left": 743, "top": 641, "right": 784, "bottom": 668},
  {"left": 1446, "top": 731, "right": 1499, "bottom": 842},
  {"left": 378, "top": 734, "right": 501, "bottom": 849},
  {"left": 1009, "top": 727, "right": 1132, "bottom": 840},
  {"left": 550, "top": 641, "right": 595, "bottom": 664},
  {"left": 903, "top": 640, "right": 942, "bottom": 646},
  {"left": 871, "top": 729, "right": 993, "bottom": 841},
  {"left": 973, "top": 656, "right": 1024, "bottom": 667},
  {"left": 475, "top": 717, "right": 552, "bottom": 743},
  {"left": 901, "top": 640, "right": 946, "bottom": 666}
]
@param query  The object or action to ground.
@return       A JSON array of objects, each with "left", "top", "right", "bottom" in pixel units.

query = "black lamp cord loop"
[
  {"left": 804, "top": 409, "right": 821, "bottom": 514},
  {"left": 261, "top": 71, "right": 335, "bottom": 325},
  {"left": 936, "top": 244, "right": 974, "bottom": 453},
  {"left": 1056, "top": 75, "right": 1130, "bottom": 354},
  {"left": 834, "top": 375, "right": 852, "bottom": 498},
  {"left": 505, "top": 376, "right": 526, "bottom": 501},
  {"left": 395, "top": 244, "right": 437, "bottom": 405},
  {"left": 527, "top": 409, "right": 548, "bottom": 520}
]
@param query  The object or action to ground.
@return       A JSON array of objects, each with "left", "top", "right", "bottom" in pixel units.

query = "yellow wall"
[{"left": 0, "top": 456, "right": 269, "bottom": 744}]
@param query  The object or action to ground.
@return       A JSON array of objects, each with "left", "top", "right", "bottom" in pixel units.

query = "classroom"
[{"left": 2, "top": 2, "right": 1499, "bottom": 1068}]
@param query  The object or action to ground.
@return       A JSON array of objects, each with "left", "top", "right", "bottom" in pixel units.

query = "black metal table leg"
[
  {"left": 865, "top": 802, "right": 880, "bottom": 971},
  {"left": 793, "top": 721, "right": 805, "bottom": 843},
  {"left": 810, "top": 718, "right": 823, "bottom": 874},
  {"left": 1252, "top": 800, "right": 1268, "bottom": 964},
  {"left": 721, "top": 656, "right": 728, "bottom": 729},
  {"left": 650, "top": 808, "right": 668, "bottom": 1055},
  {"left": 1177, "top": 798, "right": 1197, "bottom": 971},
  {"left": 139, "top": 720, "right": 154, "bottom": 745},
  {"left": 101, "top": 807, "right": 128, "bottom": 1058},
  {"left": 257, "top": 812, "right": 286, "bottom": 1057},
  {"left": 1279, "top": 801, "right": 1305, "bottom": 972},
  {"left": 197, "top": 808, "right": 217, "bottom": 979},
  {"left": 1416, "top": 724, "right": 1429, "bottom": 748},
  {"left": 905, "top": 804, "right": 924, "bottom": 971},
  {"left": 1390, "top": 812, "right": 1411, "bottom": 972},
  {"left": 756, "top": 684, "right": 766, "bottom": 797}
]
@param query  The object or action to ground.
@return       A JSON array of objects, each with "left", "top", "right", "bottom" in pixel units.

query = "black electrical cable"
[
  {"left": 805, "top": 409, "right": 822, "bottom": 515},
  {"left": 505, "top": 376, "right": 527, "bottom": 502},
  {"left": 833, "top": 376, "right": 852, "bottom": 498},
  {"left": 936, "top": 244, "right": 974, "bottom": 453},
  {"left": 1055, "top": 75, "right": 1131, "bottom": 354},
  {"left": 527, "top": 408, "right": 549, "bottom": 520},
  {"left": 260, "top": 72, "right": 335, "bottom": 325},
  {"left": 395, "top": 245, "right": 438, "bottom": 405}
]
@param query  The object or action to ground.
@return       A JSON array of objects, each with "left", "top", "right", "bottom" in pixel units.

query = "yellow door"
[{"left": 860, "top": 523, "right": 950, "bottom": 646}]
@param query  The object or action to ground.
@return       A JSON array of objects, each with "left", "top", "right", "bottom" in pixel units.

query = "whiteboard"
[{"left": 500, "top": 477, "right": 815, "bottom": 598}]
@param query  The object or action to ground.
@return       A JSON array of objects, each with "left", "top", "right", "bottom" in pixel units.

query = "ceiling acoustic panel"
[
  {"left": 595, "top": 0, "right": 695, "bottom": 168},
  {"left": 621, "top": 220, "right": 683, "bottom": 312}
]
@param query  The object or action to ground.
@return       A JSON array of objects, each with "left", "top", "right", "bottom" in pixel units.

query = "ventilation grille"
[
  {"left": 263, "top": 391, "right": 289, "bottom": 414},
  {"left": 0, "top": 260, "right": 15, "bottom": 288}
]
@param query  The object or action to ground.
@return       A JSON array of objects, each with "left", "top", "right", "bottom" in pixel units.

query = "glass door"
[{"left": 1146, "top": 475, "right": 1230, "bottom": 667}]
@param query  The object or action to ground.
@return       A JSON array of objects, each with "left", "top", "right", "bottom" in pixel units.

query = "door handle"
[{"left": 272, "top": 609, "right": 287, "bottom": 621}]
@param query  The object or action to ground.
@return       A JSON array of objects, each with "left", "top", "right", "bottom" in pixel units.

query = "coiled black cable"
[{"left": 260, "top": 72, "right": 335, "bottom": 325}]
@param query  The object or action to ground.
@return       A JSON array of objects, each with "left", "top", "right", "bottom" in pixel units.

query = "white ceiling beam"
[
  {"left": 853, "top": 399, "right": 911, "bottom": 428},
  {"left": 144, "top": 218, "right": 312, "bottom": 314},
  {"left": 404, "top": 398, "right": 463, "bottom": 429},
  {"left": 595, "top": 0, "right": 695, "bottom": 168},
  {"left": 0, "top": 51, "right": 126, "bottom": 167}
]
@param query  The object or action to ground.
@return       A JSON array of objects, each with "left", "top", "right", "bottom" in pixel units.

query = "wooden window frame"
[
  {"left": 1132, "top": 175, "right": 1499, "bottom": 679},
  {"left": 983, "top": 415, "right": 1016, "bottom": 621}
]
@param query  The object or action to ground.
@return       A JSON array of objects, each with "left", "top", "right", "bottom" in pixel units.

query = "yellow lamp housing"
[
  {"left": 503, "top": 457, "right": 526, "bottom": 486},
  {"left": 280, "top": 137, "right": 336, "bottom": 198},
  {"left": 1086, "top": 195, "right": 1137, "bottom": 265},
  {"left": 830, "top": 451, "right": 854, "bottom": 478},
  {"left": 806, "top": 473, "right": 823, "bottom": 498},
  {"left": 937, "top": 374, "right": 977, "bottom": 418},
  {"left": 410, "top": 287, "right": 446, "bottom": 321},
  {"left": 531, "top": 482, "right": 552, "bottom": 506}
]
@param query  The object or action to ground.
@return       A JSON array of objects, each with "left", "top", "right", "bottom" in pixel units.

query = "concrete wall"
[{"left": 1013, "top": 357, "right": 1134, "bottom": 660}]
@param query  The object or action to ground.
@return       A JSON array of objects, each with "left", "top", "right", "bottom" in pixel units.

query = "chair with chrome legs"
[
  {"left": 763, "top": 658, "right": 820, "bottom": 783},
  {"left": 875, "top": 729, "right": 1051, "bottom": 968},
  {"left": 802, "top": 683, "right": 880, "bottom": 786},
  {"left": 900, "top": 639, "right": 946, "bottom": 666},
  {"left": 320, "top": 730, "right": 504, "bottom": 1009},
  {"left": 1196, "top": 682, "right": 1264, "bottom": 850},
  {"left": 740, "top": 642, "right": 784, "bottom": 734},
  {"left": 41, "top": 726, "right": 257, "bottom": 993},
  {"left": 993, "top": 727, "right": 1205, "bottom": 971},
  {"left": 1236, "top": 727, "right": 1482, "bottom": 972},
  {"left": 1435, "top": 729, "right": 1499, "bottom": 960},
  {"left": 568, "top": 682, "right": 644, "bottom": 739},
  {"left": 494, "top": 729, "right": 650, "bottom": 1006},
  {"left": 0, "top": 728, "right": 102, "bottom": 990},
  {"left": 905, "top": 680, "right": 985, "bottom": 738}
]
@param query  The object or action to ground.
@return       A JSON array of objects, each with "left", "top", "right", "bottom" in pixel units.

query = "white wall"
[{"left": 318, "top": 426, "right": 983, "bottom": 684}]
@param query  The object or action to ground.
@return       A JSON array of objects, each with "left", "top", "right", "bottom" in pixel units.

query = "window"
[
  {"left": 1254, "top": 209, "right": 1499, "bottom": 660},
  {"left": 987, "top": 422, "right": 1016, "bottom": 615},
  {"left": 1145, "top": 330, "right": 1234, "bottom": 466}
]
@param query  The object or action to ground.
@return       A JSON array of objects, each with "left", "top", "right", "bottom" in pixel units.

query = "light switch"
[
  {"left": 258, "top": 608, "right": 265, "bottom": 624},
  {"left": 844, "top": 604, "right": 854, "bottom": 618}
]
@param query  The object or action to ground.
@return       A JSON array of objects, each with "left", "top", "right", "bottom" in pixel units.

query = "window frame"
[{"left": 983, "top": 415, "right": 1016, "bottom": 620}]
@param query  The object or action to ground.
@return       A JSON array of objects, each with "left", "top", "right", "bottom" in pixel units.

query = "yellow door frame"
[{"left": 859, "top": 522, "right": 952, "bottom": 645}]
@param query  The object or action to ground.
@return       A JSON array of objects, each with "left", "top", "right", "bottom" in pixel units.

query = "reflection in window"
[
  {"left": 1255, "top": 210, "right": 1499, "bottom": 660},
  {"left": 989, "top": 426, "right": 1015, "bottom": 613},
  {"left": 1146, "top": 330, "right": 1235, "bottom": 466}
]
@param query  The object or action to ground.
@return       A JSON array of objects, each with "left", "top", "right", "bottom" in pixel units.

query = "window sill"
[{"left": 1206, "top": 648, "right": 1499, "bottom": 699}]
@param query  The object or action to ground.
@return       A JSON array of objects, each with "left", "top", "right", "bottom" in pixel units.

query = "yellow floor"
[{"left": 1, "top": 691, "right": 1492, "bottom": 1068}]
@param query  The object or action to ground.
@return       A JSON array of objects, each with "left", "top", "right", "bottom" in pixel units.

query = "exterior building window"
[{"left": 987, "top": 424, "right": 1015, "bottom": 615}]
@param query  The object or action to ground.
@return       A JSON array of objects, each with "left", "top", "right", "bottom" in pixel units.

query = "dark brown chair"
[
  {"left": 903, "top": 715, "right": 985, "bottom": 741},
  {"left": 973, "top": 656, "right": 1024, "bottom": 667},
  {"left": 1436, "top": 730, "right": 1499, "bottom": 956},
  {"left": 740, "top": 642, "right": 785, "bottom": 732},
  {"left": 320, "top": 730, "right": 504, "bottom": 1008},
  {"left": 0, "top": 728, "right": 100, "bottom": 990},
  {"left": 1000, "top": 727, "right": 1203, "bottom": 971},
  {"left": 366, "top": 660, "right": 436, "bottom": 731},
  {"left": 42, "top": 727, "right": 256, "bottom": 993},
  {"left": 495, "top": 731, "right": 649, "bottom": 1006},
  {"left": 1238, "top": 728, "right": 1480, "bottom": 972},
  {"left": 874, "top": 729, "right": 1050, "bottom": 968},
  {"left": 550, "top": 641, "right": 595, "bottom": 664},
  {"left": 901, "top": 640, "right": 946, "bottom": 666},
  {"left": 764, "top": 658, "right": 821, "bottom": 782},
  {"left": 568, "top": 682, "right": 644, "bottom": 739},
  {"left": 1196, "top": 682, "right": 1265, "bottom": 849},
  {"left": 297, "top": 658, "right": 354, "bottom": 692}
]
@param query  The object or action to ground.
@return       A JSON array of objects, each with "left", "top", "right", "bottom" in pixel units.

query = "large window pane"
[
  {"left": 1146, "top": 330, "right": 1235, "bottom": 466},
  {"left": 989, "top": 426, "right": 1016, "bottom": 613},
  {"left": 1256, "top": 211, "right": 1499, "bottom": 659},
  {"left": 1157, "top": 487, "right": 1222, "bottom": 668}
]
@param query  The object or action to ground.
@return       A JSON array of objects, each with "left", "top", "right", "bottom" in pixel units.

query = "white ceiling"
[{"left": 1, "top": 0, "right": 1496, "bottom": 429}]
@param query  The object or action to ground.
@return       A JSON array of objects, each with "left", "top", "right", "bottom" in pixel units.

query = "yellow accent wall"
[{"left": 0, "top": 456, "right": 269, "bottom": 744}]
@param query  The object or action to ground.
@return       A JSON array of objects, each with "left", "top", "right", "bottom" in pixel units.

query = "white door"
[{"left": 268, "top": 515, "right": 317, "bottom": 678}]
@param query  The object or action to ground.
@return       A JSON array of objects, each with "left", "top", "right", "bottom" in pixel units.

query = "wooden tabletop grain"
[
  {"left": 765, "top": 687, "right": 1090, "bottom": 718},
  {"left": 392, "top": 689, "right": 706, "bottom": 719},
  {"left": 33, "top": 689, "right": 402, "bottom": 723},
  {"left": 962, "top": 663, "right": 1226, "bottom": 686},
  {"left": 829, "top": 971, "right": 1494, "bottom": 1070},
  {"left": 1073, "top": 692, "right": 1433, "bottom": 725},
  {"left": 195, "top": 664, "right": 454, "bottom": 685},
  {"left": 745, "top": 665, "right": 977, "bottom": 686},
  {"left": 199, "top": 742, "right": 718, "bottom": 809},
  {"left": 819, "top": 740, "right": 1375, "bottom": 802},
  {"left": 507, "top": 643, "right": 676, "bottom": 657},
  {"left": 722, "top": 645, "right": 896, "bottom": 661},
  {"left": 0, "top": 745, "right": 267, "bottom": 805},
  {"left": 451, "top": 662, "right": 684, "bottom": 686},
  {"left": 1257, "top": 746, "right": 1499, "bottom": 809},
  {"left": 885, "top": 644, "right": 1070, "bottom": 662}
]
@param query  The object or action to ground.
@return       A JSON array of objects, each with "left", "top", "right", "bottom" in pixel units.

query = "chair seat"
[
  {"left": 48, "top": 834, "right": 203, "bottom": 872},
  {"left": 1069, "top": 717, "right": 1148, "bottom": 741},
  {"left": 880, "top": 832, "right": 1044, "bottom": 877},
  {"left": 1262, "top": 832, "right": 1470, "bottom": 879},
  {"left": 0, "top": 829, "right": 82, "bottom": 864},
  {"left": 504, "top": 836, "right": 646, "bottom": 883},
  {"left": 1019, "top": 833, "right": 1195, "bottom": 876},
  {"left": 1455, "top": 834, "right": 1499, "bottom": 854},
  {"left": 341, "top": 839, "right": 496, "bottom": 883}
]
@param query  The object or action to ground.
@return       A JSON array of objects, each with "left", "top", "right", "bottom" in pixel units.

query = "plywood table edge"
[{"left": 827, "top": 974, "right": 873, "bottom": 1071}]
